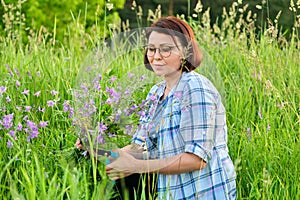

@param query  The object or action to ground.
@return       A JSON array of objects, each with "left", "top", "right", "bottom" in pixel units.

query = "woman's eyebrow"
[{"left": 147, "top": 42, "right": 175, "bottom": 46}]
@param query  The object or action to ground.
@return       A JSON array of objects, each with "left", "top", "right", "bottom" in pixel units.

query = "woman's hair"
[{"left": 144, "top": 16, "right": 203, "bottom": 72}]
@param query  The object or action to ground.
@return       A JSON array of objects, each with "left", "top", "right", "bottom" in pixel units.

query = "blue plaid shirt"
[{"left": 133, "top": 71, "right": 236, "bottom": 199}]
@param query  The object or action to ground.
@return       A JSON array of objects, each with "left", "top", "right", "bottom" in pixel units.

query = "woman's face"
[{"left": 146, "top": 31, "right": 183, "bottom": 78}]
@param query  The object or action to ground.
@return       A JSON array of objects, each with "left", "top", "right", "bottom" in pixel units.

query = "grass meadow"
[{"left": 0, "top": 1, "right": 299, "bottom": 199}]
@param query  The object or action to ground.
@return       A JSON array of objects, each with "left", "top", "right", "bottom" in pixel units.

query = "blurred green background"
[{"left": 0, "top": 0, "right": 298, "bottom": 43}]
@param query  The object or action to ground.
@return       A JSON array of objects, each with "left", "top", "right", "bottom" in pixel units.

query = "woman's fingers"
[
  {"left": 105, "top": 149, "right": 135, "bottom": 180},
  {"left": 106, "top": 169, "right": 121, "bottom": 180},
  {"left": 75, "top": 138, "right": 83, "bottom": 149},
  {"left": 105, "top": 166, "right": 113, "bottom": 172},
  {"left": 107, "top": 170, "right": 132, "bottom": 180}
]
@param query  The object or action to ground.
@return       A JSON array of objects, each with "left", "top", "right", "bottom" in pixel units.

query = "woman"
[{"left": 104, "top": 16, "right": 237, "bottom": 200}]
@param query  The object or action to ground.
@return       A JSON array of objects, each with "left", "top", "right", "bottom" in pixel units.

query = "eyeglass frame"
[{"left": 144, "top": 44, "right": 180, "bottom": 58}]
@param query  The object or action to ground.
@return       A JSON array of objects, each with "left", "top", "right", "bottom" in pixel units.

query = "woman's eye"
[
  {"left": 160, "top": 46, "right": 171, "bottom": 52},
  {"left": 148, "top": 47, "right": 156, "bottom": 52}
]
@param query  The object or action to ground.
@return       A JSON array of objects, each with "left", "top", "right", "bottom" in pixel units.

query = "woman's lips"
[{"left": 152, "top": 63, "right": 164, "bottom": 68}]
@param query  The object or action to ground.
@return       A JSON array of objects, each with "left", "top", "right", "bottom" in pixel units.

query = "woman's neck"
[
  {"left": 164, "top": 71, "right": 182, "bottom": 90},
  {"left": 161, "top": 71, "right": 182, "bottom": 100}
]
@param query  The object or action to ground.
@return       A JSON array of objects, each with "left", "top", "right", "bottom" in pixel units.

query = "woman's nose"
[{"left": 153, "top": 49, "right": 162, "bottom": 59}]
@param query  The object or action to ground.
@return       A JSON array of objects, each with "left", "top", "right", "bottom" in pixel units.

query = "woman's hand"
[
  {"left": 105, "top": 149, "right": 139, "bottom": 180},
  {"left": 75, "top": 138, "right": 84, "bottom": 150}
]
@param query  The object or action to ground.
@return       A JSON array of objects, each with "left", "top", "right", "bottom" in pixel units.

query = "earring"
[
  {"left": 180, "top": 58, "right": 186, "bottom": 65},
  {"left": 180, "top": 58, "right": 190, "bottom": 72}
]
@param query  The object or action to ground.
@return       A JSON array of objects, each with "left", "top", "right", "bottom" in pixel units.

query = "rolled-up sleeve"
[{"left": 180, "top": 80, "right": 218, "bottom": 162}]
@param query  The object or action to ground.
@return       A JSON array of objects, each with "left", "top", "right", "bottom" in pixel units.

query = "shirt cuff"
[
  {"left": 185, "top": 143, "right": 211, "bottom": 162},
  {"left": 132, "top": 136, "right": 145, "bottom": 146}
]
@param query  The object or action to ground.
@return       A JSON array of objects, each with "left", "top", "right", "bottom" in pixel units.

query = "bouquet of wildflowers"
[{"left": 72, "top": 32, "right": 159, "bottom": 162}]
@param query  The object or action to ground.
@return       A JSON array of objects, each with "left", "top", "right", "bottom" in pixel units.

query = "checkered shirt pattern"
[{"left": 133, "top": 71, "right": 236, "bottom": 200}]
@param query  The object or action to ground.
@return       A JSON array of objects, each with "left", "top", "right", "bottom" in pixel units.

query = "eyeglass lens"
[{"left": 146, "top": 45, "right": 175, "bottom": 58}]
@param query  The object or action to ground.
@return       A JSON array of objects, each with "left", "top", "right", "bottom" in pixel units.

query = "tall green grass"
[{"left": 0, "top": 1, "right": 299, "bottom": 199}]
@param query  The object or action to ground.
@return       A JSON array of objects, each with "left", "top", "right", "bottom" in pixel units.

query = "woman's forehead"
[{"left": 148, "top": 31, "right": 181, "bottom": 44}]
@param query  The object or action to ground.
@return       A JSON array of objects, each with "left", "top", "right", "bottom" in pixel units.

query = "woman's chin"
[{"left": 153, "top": 71, "right": 165, "bottom": 77}]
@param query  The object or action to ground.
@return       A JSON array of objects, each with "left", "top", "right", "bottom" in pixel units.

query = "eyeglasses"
[{"left": 145, "top": 44, "right": 177, "bottom": 58}]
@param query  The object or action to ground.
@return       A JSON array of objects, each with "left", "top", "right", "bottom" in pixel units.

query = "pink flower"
[
  {"left": 38, "top": 107, "right": 45, "bottom": 113},
  {"left": 25, "top": 106, "right": 32, "bottom": 112},
  {"left": 124, "top": 88, "right": 131, "bottom": 96},
  {"left": 96, "top": 135, "right": 104, "bottom": 144},
  {"left": 16, "top": 106, "right": 22, "bottom": 111},
  {"left": 7, "top": 140, "right": 13, "bottom": 148},
  {"left": 50, "top": 90, "right": 59, "bottom": 96},
  {"left": 6, "top": 96, "right": 11, "bottom": 102},
  {"left": 128, "top": 73, "right": 134, "bottom": 78},
  {"left": 0, "top": 86, "right": 7, "bottom": 94},
  {"left": 110, "top": 76, "right": 117, "bottom": 84},
  {"left": 47, "top": 100, "right": 55, "bottom": 107},
  {"left": 98, "top": 122, "right": 107, "bottom": 133},
  {"left": 22, "top": 89, "right": 30, "bottom": 95},
  {"left": 17, "top": 122, "right": 23, "bottom": 131},
  {"left": 247, "top": 127, "right": 251, "bottom": 134},
  {"left": 14, "top": 68, "right": 20, "bottom": 77},
  {"left": 63, "top": 100, "right": 70, "bottom": 112},
  {"left": 106, "top": 98, "right": 113, "bottom": 105},
  {"left": 23, "top": 115, "right": 28, "bottom": 121},
  {"left": 39, "top": 121, "right": 48, "bottom": 128},
  {"left": 2, "top": 113, "right": 14, "bottom": 130},
  {"left": 34, "top": 91, "right": 41, "bottom": 97},
  {"left": 82, "top": 151, "right": 88, "bottom": 156},
  {"left": 137, "top": 111, "right": 146, "bottom": 117},
  {"left": 140, "top": 75, "right": 146, "bottom": 81},
  {"left": 8, "top": 130, "right": 16, "bottom": 140}
]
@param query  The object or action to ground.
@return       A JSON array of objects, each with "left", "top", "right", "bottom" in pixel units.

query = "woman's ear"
[{"left": 181, "top": 46, "right": 189, "bottom": 59}]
